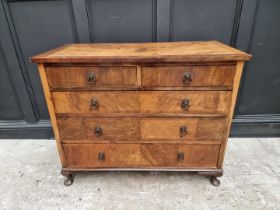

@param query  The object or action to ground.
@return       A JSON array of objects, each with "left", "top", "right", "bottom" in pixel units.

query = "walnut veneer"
[{"left": 31, "top": 41, "right": 251, "bottom": 186}]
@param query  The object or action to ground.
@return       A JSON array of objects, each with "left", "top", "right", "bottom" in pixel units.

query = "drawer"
[
  {"left": 63, "top": 143, "right": 220, "bottom": 168},
  {"left": 45, "top": 66, "right": 137, "bottom": 89},
  {"left": 58, "top": 117, "right": 226, "bottom": 141},
  {"left": 52, "top": 91, "right": 231, "bottom": 114},
  {"left": 142, "top": 65, "right": 236, "bottom": 87}
]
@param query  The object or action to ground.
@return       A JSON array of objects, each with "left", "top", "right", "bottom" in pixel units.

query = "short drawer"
[
  {"left": 58, "top": 117, "right": 226, "bottom": 141},
  {"left": 63, "top": 143, "right": 220, "bottom": 168},
  {"left": 52, "top": 91, "right": 231, "bottom": 114},
  {"left": 45, "top": 66, "right": 137, "bottom": 89},
  {"left": 142, "top": 65, "right": 236, "bottom": 87}
]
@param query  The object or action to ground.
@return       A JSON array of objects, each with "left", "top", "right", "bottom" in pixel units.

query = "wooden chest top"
[{"left": 31, "top": 41, "right": 251, "bottom": 64}]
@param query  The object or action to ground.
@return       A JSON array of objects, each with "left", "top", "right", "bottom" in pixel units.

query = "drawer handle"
[
  {"left": 90, "top": 98, "right": 99, "bottom": 110},
  {"left": 183, "top": 72, "right": 192, "bottom": 84},
  {"left": 181, "top": 99, "right": 190, "bottom": 110},
  {"left": 95, "top": 125, "right": 103, "bottom": 137},
  {"left": 98, "top": 152, "right": 105, "bottom": 161},
  {"left": 177, "top": 152, "right": 184, "bottom": 162},
  {"left": 179, "top": 126, "right": 187, "bottom": 137},
  {"left": 87, "top": 72, "right": 97, "bottom": 83}
]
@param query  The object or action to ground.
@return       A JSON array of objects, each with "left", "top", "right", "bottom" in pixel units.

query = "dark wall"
[{"left": 0, "top": 0, "right": 279, "bottom": 138}]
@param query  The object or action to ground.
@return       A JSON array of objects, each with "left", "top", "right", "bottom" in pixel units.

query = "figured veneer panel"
[
  {"left": 142, "top": 65, "right": 236, "bottom": 87},
  {"left": 63, "top": 143, "right": 220, "bottom": 168},
  {"left": 57, "top": 117, "right": 85, "bottom": 140},
  {"left": 58, "top": 117, "right": 226, "bottom": 141},
  {"left": 46, "top": 66, "right": 137, "bottom": 89},
  {"left": 86, "top": 118, "right": 140, "bottom": 141},
  {"left": 52, "top": 91, "right": 231, "bottom": 114},
  {"left": 141, "top": 118, "right": 226, "bottom": 140}
]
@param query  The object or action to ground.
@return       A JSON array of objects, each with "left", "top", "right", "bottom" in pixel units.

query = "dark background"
[{"left": 0, "top": 0, "right": 280, "bottom": 138}]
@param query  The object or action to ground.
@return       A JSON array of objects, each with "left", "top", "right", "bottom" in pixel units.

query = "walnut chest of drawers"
[{"left": 31, "top": 41, "right": 251, "bottom": 186}]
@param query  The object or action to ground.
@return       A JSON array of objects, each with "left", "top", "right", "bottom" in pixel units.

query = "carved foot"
[
  {"left": 210, "top": 176, "right": 220, "bottom": 187},
  {"left": 198, "top": 170, "right": 223, "bottom": 187},
  {"left": 61, "top": 170, "right": 74, "bottom": 186},
  {"left": 63, "top": 174, "right": 74, "bottom": 186}
]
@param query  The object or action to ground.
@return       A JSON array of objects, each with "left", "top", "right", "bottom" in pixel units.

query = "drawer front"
[
  {"left": 141, "top": 118, "right": 226, "bottom": 140},
  {"left": 63, "top": 143, "right": 220, "bottom": 168},
  {"left": 52, "top": 91, "right": 231, "bottom": 114},
  {"left": 58, "top": 117, "right": 226, "bottom": 141},
  {"left": 45, "top": 66, "right": 137, "bottom": 89},
  {"left": 142, "top": 65, "right": 236, "bottom": 87},
  {"left": 86, "top": 118, "right": 139, "bottom": 141}
]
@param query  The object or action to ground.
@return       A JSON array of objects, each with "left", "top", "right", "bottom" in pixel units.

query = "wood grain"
[
  {"left": 37, "top": 64, "right": 66, "bottom": 166},
  {"left": 31, "top": 41, "right": 252, "bottom": 64},
  {"left": 61, "top": 140, "right": 222, "bottom": 145},
  {"left": 218, "top": 61, "right": 245, "bottom": 168},
  {"left": 52, "top": 91, "right": 231, "bottom": 114},
  {"left": 62, "top": 168, "right": 224, "bottom": 172},
  {"left": 86, "top": 118, "right": 140, "bottom": 141},
  {"left": 142, "top": 65, "right": 236, "bottom": 87},
  {"left": 57, "top": 117, "right": 226, "bottom": 141},
  {"left": 140, "top": 118, "right": 226, "bottom": 140},
  {"left": 56, "top": 112, "right": 228, "bottom": 118},
  {"left": 48, "top": 86, "right": 233, "bottom": 92},
  {"left": 63, "top": 143, "right": 220, "bottom": 168},
  {"left": 46, "top": 66, "right": 137, "bottom": 89}
]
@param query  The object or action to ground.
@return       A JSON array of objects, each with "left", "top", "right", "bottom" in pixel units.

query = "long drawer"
[
  {"left": 63, "top": 143, "right": 220, "bottom": 168},
  {"left": 52, "top": 91, "right": 231, "bottom": 114},
  {"left": 58, "top": 117, "right": 226, "bottom": 141}
]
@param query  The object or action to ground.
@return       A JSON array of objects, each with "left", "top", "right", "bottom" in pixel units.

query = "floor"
[{"left": 0, "top": 138, "right": 279, "bottom": 210}]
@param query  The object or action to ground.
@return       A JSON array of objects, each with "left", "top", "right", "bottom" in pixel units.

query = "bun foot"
[
  {"left": 64, "top": 174, "right": 74, "bottom": 186},
  {"left": 210, "top": 176, "right": 220, "bottom": 187}
]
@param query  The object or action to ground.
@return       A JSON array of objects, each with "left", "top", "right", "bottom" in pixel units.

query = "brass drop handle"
[
  {"left": 177, "top": 152, "right": 184, "bottom": 162},
  {"left": 181, "top": 99, "right": 190, "bottom": 110},
  {"left": 91, "top": 98, "right": 99, "bottom": 110},
  {"left": 98, "top": 152, "right": 105, "bottom": 161},
  {"left": 183, "top": 72, "right": 192, "bottom": 84},
  {"left": 179, "top": 126, "right": 187, "bottom": 137},
  {"left": 95, "top": 125, "right": 102, "bottom": 137},
  {"left": 87, "top": 72, "right": 97, "bottom": 83}
]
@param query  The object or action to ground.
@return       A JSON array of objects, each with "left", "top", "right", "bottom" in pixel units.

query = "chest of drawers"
[{"left": 31, "top": 41, "right": 251, "bottom": 186}]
